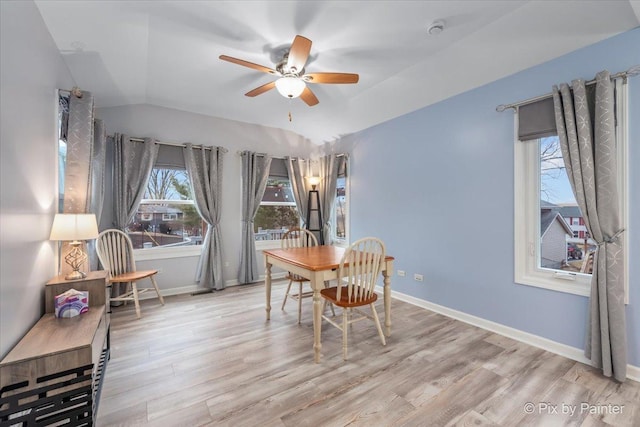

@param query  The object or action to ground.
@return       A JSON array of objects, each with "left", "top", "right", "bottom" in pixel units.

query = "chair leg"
[
  {"left": 343, "top": 308, "right": 349, "bottom": 361},
  {"left": 371, "top": 303, "right": 386, "bottom": 346},
  {"left": 132, "top": 282, "right": 141, "bottom": 319},
  {"left": 322, "top": 281, "right": 336, "bottom": 316},
  {"left": 281, "top": 279, "right": 293, "bottom": 310},
  {"left": 297, "top": 282, "right": 303, "bottom": 324},
  {"left": 150, "top": 275, "right": 164, "bottom": 305}
]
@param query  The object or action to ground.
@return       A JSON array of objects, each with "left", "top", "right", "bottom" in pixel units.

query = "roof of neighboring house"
[
  {"left": 540, "top": 200, "right": 559, "bottom": 210},
  {"left": 541, "top": 209, "right": 573, "bottom": 237},
  {"left": 558, "top": 205, "right": 582, "bottom": 218}
]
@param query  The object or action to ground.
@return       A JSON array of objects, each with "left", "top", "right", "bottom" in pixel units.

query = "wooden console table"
[{"left": 0, "top": 272, "right": 110, "bottom": 425}]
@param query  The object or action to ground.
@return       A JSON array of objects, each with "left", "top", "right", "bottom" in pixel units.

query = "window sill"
[
  {"left": 133, "top": 245, "right": 202, "bottom": 261},
  {"left": 254, "top": 240, "right": 282, "bottom": 251},
  {"left": 515, "top": 270, "right": 591, "bottom": 297}
]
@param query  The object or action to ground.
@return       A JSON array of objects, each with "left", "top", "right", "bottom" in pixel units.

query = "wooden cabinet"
[
  {"left": 0, "top": 272, "right": 111, "bottom": 425},
  {"left": 45, "top": 270, "right": 109, "bottom": 310}
]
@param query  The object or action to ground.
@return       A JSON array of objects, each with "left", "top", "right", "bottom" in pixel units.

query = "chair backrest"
[
  {"left": 281, "top": 227, "right": 318, "bottom": 249},
  {"left": 96, "top": 229, "right": 137, "bottom": 280},
  {"left": 337, "top": 237, "right": 386, "bottom": 303}
]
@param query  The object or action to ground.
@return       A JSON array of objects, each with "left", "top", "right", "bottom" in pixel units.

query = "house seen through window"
[
  {"left": 126, "top": 168, "right": 205, "bottom": 249},
  {"left": 538, "top": 136, "right": 593, "bottom": 274}
]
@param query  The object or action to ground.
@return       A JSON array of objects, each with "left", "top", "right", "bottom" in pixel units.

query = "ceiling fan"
[{"left": 219, "top": 35, "right": 359, "bottom": 107}]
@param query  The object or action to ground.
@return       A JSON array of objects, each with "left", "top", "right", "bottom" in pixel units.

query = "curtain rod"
[
  {"left": 123, "top": 136, "right": 228, "bottom": 152},
  {"left": 235, "top": 152, "right": 346, "bottom": 159},
  {"left": 496, "top": 65, "right": 640, "bottom": 112}
]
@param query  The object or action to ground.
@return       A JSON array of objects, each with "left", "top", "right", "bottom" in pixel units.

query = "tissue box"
[{"left": 54, "top": 289, "right": 89, "bottom": 318}]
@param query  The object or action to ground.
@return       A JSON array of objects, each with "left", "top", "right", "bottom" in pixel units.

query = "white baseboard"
[
  {"left": 137, "top": 272, "right": 288, "bottom": 299},
  {"left": 380, "top": 287, "right": 640, "bottom": 383}
]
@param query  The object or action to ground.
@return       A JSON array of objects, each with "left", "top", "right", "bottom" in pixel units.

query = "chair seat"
[
  {"left": 109, "top": 270, "right": 158, "bottom": 283},
  {"left": 286, "top": 272, "right": 309, "bottom": 283},
  {"left": 320, "top": 286, "right": 377, "bottom": 308},
  {"left": 110, "top": 270, "right": 158, "bottom": 283}
]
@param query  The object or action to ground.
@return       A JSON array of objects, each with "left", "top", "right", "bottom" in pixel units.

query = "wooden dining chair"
[
  {"left": 96, "top": 229, "right": 165, "bottom": 319},
  {"left": 320, "top": 237, "right": 386, "bottom": 360},
  {"left": 280, "top": 227, "right": 319, "bottom": 324}
]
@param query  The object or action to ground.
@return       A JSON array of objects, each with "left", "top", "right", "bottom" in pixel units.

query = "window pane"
[
  {"left": 126, "top": 169, "right": 205, "bottom": 249},
  {"left": 335, "top": 176, "right": 347, "bottom": 240},
  {"left": 539, "top": 137, "right": 593, "bottom": 274},
  {"left": 254, "top": 177, "right": 299, "bottom": 241}
]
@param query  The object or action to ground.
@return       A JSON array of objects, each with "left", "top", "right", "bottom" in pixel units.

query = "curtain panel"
[
  {"left": 239, "top": 152, "right": 272, "bottom": 284},
  {"left": 112, "top": 135, "right": 159, "bottom": 230},
  {"left": 552, "top": 70, "right": 626, "bottom": 382},
  {"left": 184, "top": 144, "right": 225, "bottom": 290},
  {"left": 60, "top": 91, "right": 98, "bottom": 275},
  {"left": 318, "top": 154, "right": 342, "bottom": 245},
  {"left": 285, "top": 157, "right": 311, "bottom": 228}
]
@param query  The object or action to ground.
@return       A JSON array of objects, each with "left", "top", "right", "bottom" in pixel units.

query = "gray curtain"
[
  {"left": 239, "top": 151, "right": 271, "bottom": 284},
  {"left": 184, "top": 144, "right": 225, "bottom": 290},
  {"left": 552, "top": 70, "right": 626, "bottom": 382},
  {"left": 112, "top": 134, "right": 159, "bottom": 230},
  {"left": 61, "top": 91, "right": 94, "bottom": 276},
  {"left": 285, "top": 157, "right": 310, "bottom": 227},
  {"left": 63, "top": 91, "right": 94, "bottom": 214},
  {"left": 87, "top": 119, "right": 106, "bottom": 270},
  {"left": 318, "top": 154, "right": 345, "bottom": 245}
]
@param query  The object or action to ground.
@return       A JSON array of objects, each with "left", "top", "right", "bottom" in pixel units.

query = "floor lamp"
[{"left": 305, "top": 176, "right": 324, "bottom": 245}]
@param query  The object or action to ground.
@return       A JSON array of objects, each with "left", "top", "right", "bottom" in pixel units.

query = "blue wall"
[{"left": 336, "top": 28, "right": 639, "bottom": 366}]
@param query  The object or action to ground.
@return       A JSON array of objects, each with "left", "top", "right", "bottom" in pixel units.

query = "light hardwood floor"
[{"left": 97, "top": 281, "right": 639, "bottom": 427}]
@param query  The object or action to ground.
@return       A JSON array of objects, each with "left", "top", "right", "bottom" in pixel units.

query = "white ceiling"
[{"left": 35, "top": 1, "right": 639, "bottom": 145}]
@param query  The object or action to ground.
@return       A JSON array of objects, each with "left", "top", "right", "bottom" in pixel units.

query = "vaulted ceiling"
[{"left": 35, "top": 1, "right": 640, "bottom": 144}]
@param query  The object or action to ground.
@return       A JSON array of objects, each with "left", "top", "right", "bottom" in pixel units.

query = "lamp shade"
[
  {"left": 275, "top": 76, "right": 306, "bottom": 98},
  {"left": 306, "top": 176, "right": 321, "bottom": 187},
  {"left": 49, "top": 213, "right": 99, "bottom": 241}
]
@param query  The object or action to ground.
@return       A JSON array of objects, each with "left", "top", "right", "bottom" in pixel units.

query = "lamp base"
[{"left": 64, "top": 270, "right": 87, "bottom": 281}]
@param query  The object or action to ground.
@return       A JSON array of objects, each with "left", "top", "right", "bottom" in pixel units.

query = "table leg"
[
  {"left": 312, "top": 273, "right": 322, "bottom": 363},
  {"left": 383, "top": 268, "right": 391, "bottom": 336},
  {"left": 265, "top": 261, "right": 272, "bottom": 321}
]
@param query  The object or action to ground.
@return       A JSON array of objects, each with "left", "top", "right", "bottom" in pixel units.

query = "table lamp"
[{"left": 50, "top": 213, "right": 99, "bottom": 280}]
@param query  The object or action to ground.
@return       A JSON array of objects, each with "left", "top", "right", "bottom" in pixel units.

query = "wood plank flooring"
[{"left": 97, "top": 281, "right": 639, "bottom": 427}]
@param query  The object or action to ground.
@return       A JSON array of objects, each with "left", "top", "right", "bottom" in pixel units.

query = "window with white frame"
[
  {"left": 514, "top": 80, "right": 628, "bottom": 297},
  {"left": 253, "top": 158, "right": 300, "bottom": 247},
  {"left": 254, "top": 177, "right": 299, "bottom": 242},
  {"left": 333, "top": 158, "right": 349, "bottom": 244},
  {"left": 127, "top": 168, "right": 205, "bottom": 251}
]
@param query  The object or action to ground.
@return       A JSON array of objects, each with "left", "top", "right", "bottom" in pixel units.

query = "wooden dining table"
[{"left": 263, "top": 245, "right": 395, "bottom": 363}]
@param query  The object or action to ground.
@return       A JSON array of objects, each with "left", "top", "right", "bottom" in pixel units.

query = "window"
[
  {"left": 57, "top": 94, "right": 68, "bottom": 212},
  {"left": 514, "top": 80, "right": 628, "bottom": 297},
  {"left": 333, "top": 176, "right": 349, "bottom": 245},
  {"left": 254, "top": 177, "right": 300, "bottom": 244},
  {"left": 127, "top": 168, "right": 205, "bottom": 252}
]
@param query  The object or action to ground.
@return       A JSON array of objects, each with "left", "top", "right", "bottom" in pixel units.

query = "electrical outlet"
[
  {"left": 397, "top": 270, "right": 406, "bottom": 277},
  {"left": 414, "top": 274, "right": 424, "bottom": 282}
]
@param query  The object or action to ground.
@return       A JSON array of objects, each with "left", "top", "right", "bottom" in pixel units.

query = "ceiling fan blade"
[
  {"left": 287, "top": 35, "right": 312, "bottom": 73},
  {"left": 219, "top": 55, "right": 277, "bottom": 75},
  {"left": 304, "top": 72, "right": 359, "bottom": 84},
  {"left": 300, "top": 87, "right": 319, "bottom": 106},
  {"left": 245, "top": 81, "right": 276, "bottom": 97}
]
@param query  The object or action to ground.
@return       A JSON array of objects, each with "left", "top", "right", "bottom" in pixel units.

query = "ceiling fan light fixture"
[{"left": 275, "top": 76, "right": 306, "bottom": 98}]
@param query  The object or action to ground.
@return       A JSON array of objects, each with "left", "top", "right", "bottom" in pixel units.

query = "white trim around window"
[
  {"left": 514, "top": 82, "right": 629, "bottom": 300},
  {"left": 514, "top": 137, "right": 591, "bottom": 297}
]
